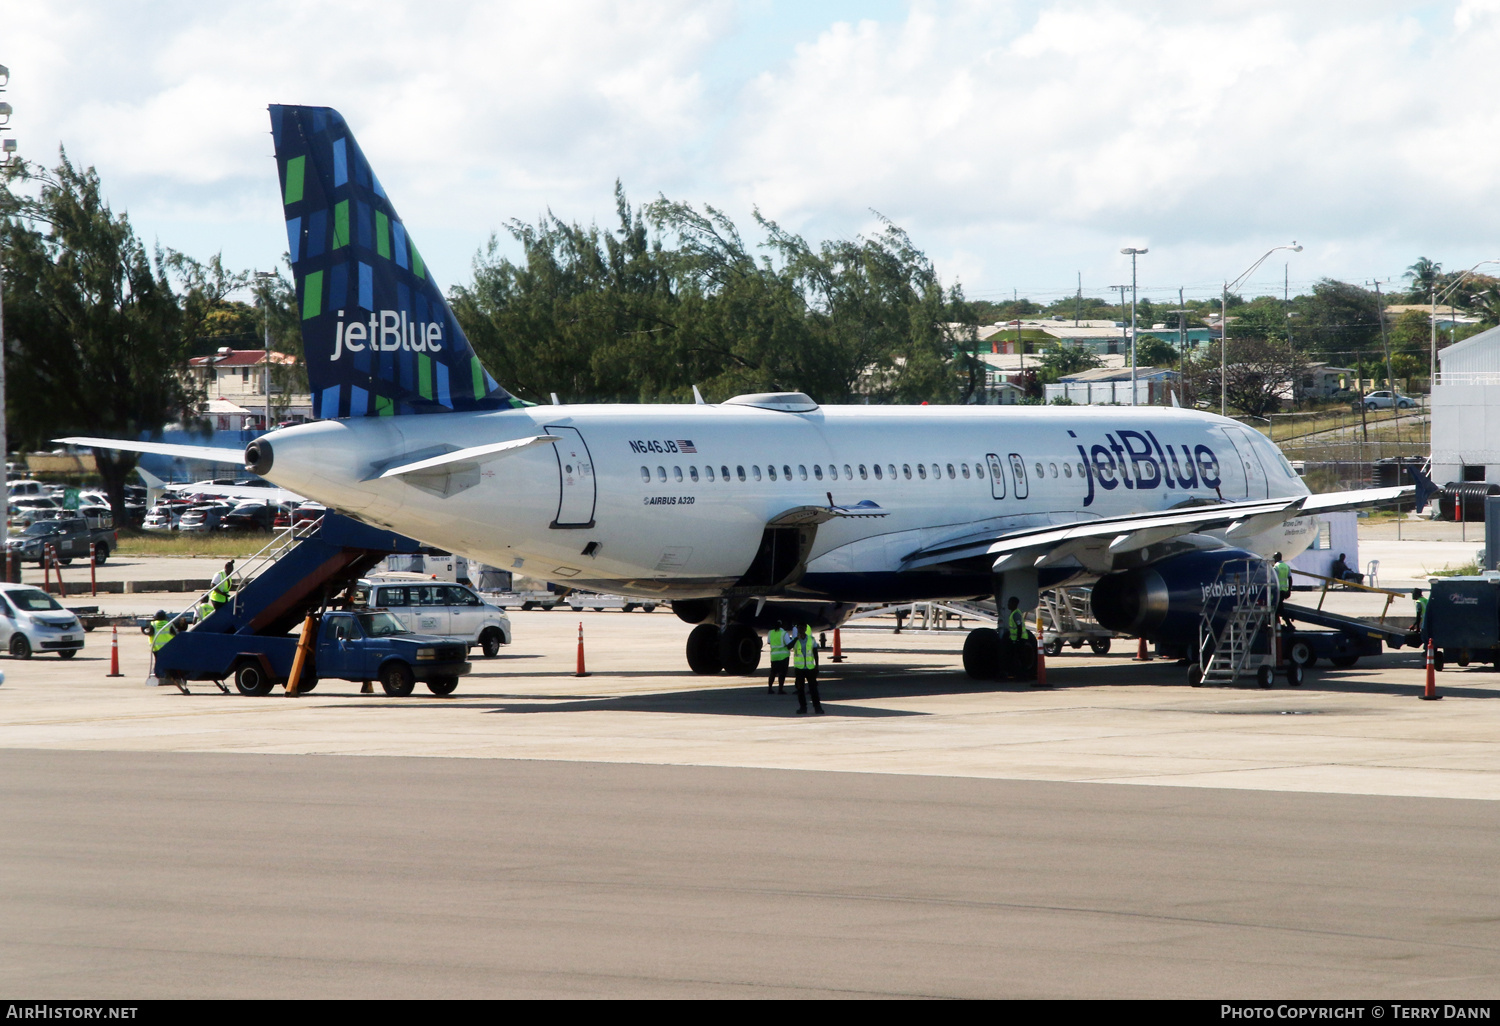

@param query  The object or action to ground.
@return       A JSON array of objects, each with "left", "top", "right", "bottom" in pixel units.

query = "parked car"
[
  {"left": 4, "top": 517, "right": 116, "bottom": 564},
  {"left": 0, "top": 583, "right": 85, "bottom": 659},
  {"left": 352, "top": 576, "right": 512, "bottom": 657},
  {"left": 9, "top": 498, "right": 61, "bottom": 530},
  {"left": 219, "top": 502, "right": 277, "bottom": 532},
  {"left": 290, "top": 502, "right": 327, "bottom": 528},
  {"left": 177, "top": 505, "right": 227, "bottom": 532},
  {"left": 1358, "top": 390, "right": 1417, "bottom": 410}
]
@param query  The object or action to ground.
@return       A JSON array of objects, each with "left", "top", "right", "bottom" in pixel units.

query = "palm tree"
[{"left": 1404, "top": 257, "right": 1442, "bottom": 299}]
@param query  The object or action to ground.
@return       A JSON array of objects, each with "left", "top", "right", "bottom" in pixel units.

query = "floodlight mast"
[
  {"left": 1431, "top": 259, "right": 1500, "bottom": 387},
  {"left": 1221, "top": 242, "right": 1302, "bottom": 417},
  {"left": 1121, "top": 247, "right": 1148, "bottom": 405}
]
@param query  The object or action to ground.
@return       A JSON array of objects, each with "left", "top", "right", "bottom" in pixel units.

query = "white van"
[
  {"left": 353, "top": 576, "right": 511, "bottom": 657},
  {"left": 0, "top": 583, "right": 85, "bottom": 658}
]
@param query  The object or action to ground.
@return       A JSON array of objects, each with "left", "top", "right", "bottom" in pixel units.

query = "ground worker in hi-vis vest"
[
  {"left": 766, "top": 620, "right": 790, "bottom": 695},
  {"left": 149, "top": 610, "right": 177, "bottom": 675},
  {"left": 791, "top": 623, "right": 823, "bottom": 715},
  {"left": 1412, "top": 588, "right": 1428, "bottom": 636},
  {"left": 210, "top": 560, "right": 236, "bottom": 610},
  {"left": 1273, "top": 552, "right": 1292, "bottom": 625},
  {"left": 196, "top": 595, "right": 216, "bottom": 626}
]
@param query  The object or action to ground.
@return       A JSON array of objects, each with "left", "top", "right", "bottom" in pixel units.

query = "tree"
[
  {"left": 1404, "top": 257, "right": 1442, "bottom": 300},
  {"left": 1200, "top": 338, "right": 1304, "bottom": 419},
  {"left": 0, "top": 153, "right": 202, "bottom": 524},
  {"left": 1134, "top": 335, "right": 1180, "bottom": 368},
  {"left": 1295, "top": 279, "right": 1382, "bottom": 360},
  {"left": 1034, "top": 342, "right": 1101, "bottom": 383}
]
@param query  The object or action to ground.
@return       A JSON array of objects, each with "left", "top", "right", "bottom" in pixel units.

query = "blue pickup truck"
[{"left": 159, "top": 609, "right": 472, "bottom": 696}]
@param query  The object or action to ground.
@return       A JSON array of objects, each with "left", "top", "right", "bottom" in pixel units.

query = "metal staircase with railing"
[{"left": 1196, "top": 558, "right": 1278, "bottom": 687}]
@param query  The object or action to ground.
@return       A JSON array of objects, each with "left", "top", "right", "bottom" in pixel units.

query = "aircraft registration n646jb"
[{"left": 62, "top": 105, "right": 1409, "bottom": 678}]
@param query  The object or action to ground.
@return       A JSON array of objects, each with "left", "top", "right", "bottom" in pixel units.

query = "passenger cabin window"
[
  {"left": 689, "top": 466, "right": 699, "bottom": 482},
  {"left": 721, "top": 465, "right": 731, "bottom": 481},
  {"left": 737, "top": 466, "right": 747, "bottom": 482},
  {"left": 640, "top": 467, "right": 650, "bottom": 482},
  {"left": 674, "top": 466, "right": 684, "bottom": 482},
  {"left": 961, "top": 464, "right": 970, "bottom": 479},
  {"left": 783, "top": 465, "right": 792, "bottom": 480},
  {"left": 657, "top": 466, "right": 667, "bottom": 482},
  {"left": 975, "top": 463, "right": 985, "bottom": 478},
  {"left": 931, "top": 464, "right": 940, "bottom": 480},
  {"left": 917, "top": 465, "right": 927, "bottom": 480},
  {"left": 706, "top": 466, "right": 715, "bottom": 482},
  {"left": 843, "top": 464, "right": 853, "bottom": 479},
  {"left": 799, "top": 465, "right": 808, "bottom": 480},
  {"left": 903, "top": 464, "right": 912, "bottom": 479},
  {"left": 946, "top": 464, "right": 955, "bottom": 479},
  {"left": 767, "top": 465, "right": 777, "bottom": 481},
  {"left": 859, "top": 465, "right": 868, "bottom": 480},
  {"left": 828, "top": 465, "right": 838, "bottom": 480},
  {"left": 752, "top": 466, "right": 762, "bottom": 481}
]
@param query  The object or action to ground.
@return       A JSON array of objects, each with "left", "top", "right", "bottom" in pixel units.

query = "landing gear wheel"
[
  {"left": 1289, "top": 639, "right": 1315, "bottom": 668},
  {"left": 479, "top": 627, "right": 505, "bottom": 658},
  {"left": 426, "top": 676, "right": 459, "bottom": 696},
  {"left": 686, "top": 624, "right": 722, "bottom": 675},
  {"left": 1329, "top": 654, "right": 1360, "bottom": 668},
  {"left": 1088, "top": 638, "right": 1112, "bottom": 656},
  {"left": 963, "top": 628, "right": 999, "bottom": 680},
  {"left": 1043, "top": 639, "right": 1064, "bottom": 657},
  {"left": 379, "top": 661, "right": 416, "bottom": 697},
  {"left": 1187, "top": 663, "right": 1203, "bottom": 687},
  {"left": 1256, "top": 664, "right": 1274, "bottom": 689},
  {"left": 234, "top": 659, "right": 274, "bottom": 696},
  {"left": 718, "top": 624, "right": 762, "bottom": 676},
  {"left": 1286, "top": 663, "right": 1303, "bottom": 687}
]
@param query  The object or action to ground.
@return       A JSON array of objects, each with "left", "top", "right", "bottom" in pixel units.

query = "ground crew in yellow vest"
[
  {"left": 1273, "top": 552, "right": 1292, "bottom": 624},
  {"left": 766, "top": 619, "right": 790, "bottom": 694},
  {"left": 210, "top": 560, "right": 236, "bottom": 609},
  {"left": 197, "top": 594, "right": 215, "bottom": 625},
  {"left": 1412, "top": 588, "right": 1428, "bottom": 635},
  {"left": 149, "top": 610, "right": 176, "bottom": 674},
  {"left": 791, "top": 623, "right": 823, "bottom": 715}
]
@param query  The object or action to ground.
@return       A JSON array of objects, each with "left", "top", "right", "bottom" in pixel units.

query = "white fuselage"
[{"left": 257, "top": 402, "right": 1314, "bottom": 601}]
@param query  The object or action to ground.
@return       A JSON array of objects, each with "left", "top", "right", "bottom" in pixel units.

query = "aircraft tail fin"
[
  {"left": 268, "top": 105, "right": 522, "bottom": 419},
  {"left": 1409, "top": 462, "right": 1439, "bottom": 513}
]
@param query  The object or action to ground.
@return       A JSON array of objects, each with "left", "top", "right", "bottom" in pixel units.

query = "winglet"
[
  {"left": 692, "top": 385, "right": 707, "bottom": 405},
  {"left": 1410, "top": 463, "right": 1439, "bottom": 513}
]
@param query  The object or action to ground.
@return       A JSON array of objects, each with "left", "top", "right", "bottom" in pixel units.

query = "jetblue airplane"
[{"left": 64, "top": 105, "right": 1407, "bottom": 677}]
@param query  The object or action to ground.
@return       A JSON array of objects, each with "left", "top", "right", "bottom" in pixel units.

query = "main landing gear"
[
  {"left": 686, "top": 623, "right": 764, "bottom": 676},
  {"left": 962, "top": 627, "right": 1036, "bottom": 681}
]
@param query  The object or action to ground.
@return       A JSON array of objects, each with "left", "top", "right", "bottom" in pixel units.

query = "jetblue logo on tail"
[
  {"left": 332, "top": 310, "right": 444, "bottom": 360},
  {"left": 270, "top": 104, "right": 524, "bottom": 418}
]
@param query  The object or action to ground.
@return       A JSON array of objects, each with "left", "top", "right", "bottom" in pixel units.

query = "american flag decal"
[{"left": 677, "top": 440, "right": 697, "bottom": 453}]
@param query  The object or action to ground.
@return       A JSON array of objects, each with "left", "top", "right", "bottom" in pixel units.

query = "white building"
[{"left": 1431, "top": 325, "right": 1500, "bottom": 484}]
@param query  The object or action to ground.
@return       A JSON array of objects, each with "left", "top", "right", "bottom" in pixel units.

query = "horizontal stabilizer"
[
  {"left": 55, "top": 436, "right": 247, "bottom": 465},
  {"left": 375, "top": 435, "right": 561, "bottom": 479}
]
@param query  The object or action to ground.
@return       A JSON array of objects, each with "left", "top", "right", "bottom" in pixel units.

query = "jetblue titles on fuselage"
[{"left": 1070, "top": 428, "right": 1222, "bottom": 507}]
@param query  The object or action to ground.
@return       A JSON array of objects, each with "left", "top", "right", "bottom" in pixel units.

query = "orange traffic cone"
[
  {"left": 107, "top": 626, "right": 123, "bottom": 677},
  {"left": 575, "top": 621, "right": 590, "bottom": 677},
  {"left": 1134, "top": 636, "right": 1153, "bottom": 661},
  {"left": 831, "top": 627, "right": 845, "bottom": 662},
  {"left": 1421, "top": 638, "right": 1441, "bottom": 700},
  {"left": 1034, "top": 629, "right": 1047, "bottom": 688}
]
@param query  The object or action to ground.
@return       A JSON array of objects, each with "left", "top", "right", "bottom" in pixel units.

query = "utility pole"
[
  {"left": 0, "top": 64, "right": 15, "bottom": 530},
  {"left": 1075, "top": 272, "right": 1082, "bottom": 326},
  {"left": 254, "top": 271, "right": 276, "bottom": 434},
  {"left": 1170, "top": 287, "right": 1189, "bottom": 407},
  {"left": 1370, "top": 279, "right": 1400, "bottom": 446}
]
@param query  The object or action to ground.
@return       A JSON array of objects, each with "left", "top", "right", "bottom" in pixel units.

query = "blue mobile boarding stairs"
[{"left": 152, "top": 513, "right": 423, "bottom": 694}]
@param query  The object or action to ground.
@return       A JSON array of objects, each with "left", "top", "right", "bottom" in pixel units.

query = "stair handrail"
[{"left": 163, "top": 517, "right": 327, "bottom": 634}]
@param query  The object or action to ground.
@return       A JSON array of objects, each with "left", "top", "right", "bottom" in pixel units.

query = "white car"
[
  {"left": 353, "top": 576, "right": 512, "bottom": 656},
  {"left": 1360, "top": 390, "right": 1417, "bottom": 410},
  {"left": 0, "top": 583, "right": 85, "bottom": 659}
]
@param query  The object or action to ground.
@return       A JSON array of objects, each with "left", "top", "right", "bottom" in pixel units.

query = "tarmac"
[{"left": 3, "top": 536, "right": 1500, "bottom": 997}]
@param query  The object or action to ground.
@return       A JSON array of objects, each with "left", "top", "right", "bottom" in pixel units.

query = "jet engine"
[{"left": 1090, "top": 548, "right": 1263, "bottom": 647}]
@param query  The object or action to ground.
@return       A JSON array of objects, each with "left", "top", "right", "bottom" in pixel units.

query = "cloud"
[{"left": 5, "top": 1, "right": 1499, "bottom": 302}]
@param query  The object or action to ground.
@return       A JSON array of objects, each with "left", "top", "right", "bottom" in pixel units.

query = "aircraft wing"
[
  {"left": 55, "top": 436, "right": 247, "bottom": 465},
  {"left": 903, "top": 485, "right": 1411, "bottom": 574}
]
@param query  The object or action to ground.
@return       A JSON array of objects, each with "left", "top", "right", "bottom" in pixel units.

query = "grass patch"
[
  {"left": 1427, "top": 559, "right": 1483, "bottom": 578},
  {"left": 114, "top": 530, "right": 274, "bottom": 558}
]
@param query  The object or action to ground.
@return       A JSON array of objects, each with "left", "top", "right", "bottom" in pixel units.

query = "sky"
[{"left": 5, "top": 0, "right": 1500, "bottom": 311}]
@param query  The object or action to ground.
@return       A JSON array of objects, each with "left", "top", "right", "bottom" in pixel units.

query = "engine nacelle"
[{"left": 1090, "top": 548, "right": 1262, "bottom": 646}]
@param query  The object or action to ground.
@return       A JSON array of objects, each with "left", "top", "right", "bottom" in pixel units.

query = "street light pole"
[
  {"left": 1431, "top": 258, "right": 1500, "bottom": 388},
  {"left": 254, "top": 270, "right": 276, "bottom": 434},
  {"left": 1221, "top": 241, "right": 1303, "bottom": 417},
  {"left": 1121, "top": 247, "right": 1148, "bottom": 405}
]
